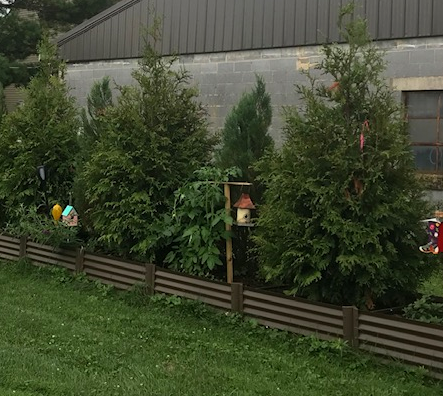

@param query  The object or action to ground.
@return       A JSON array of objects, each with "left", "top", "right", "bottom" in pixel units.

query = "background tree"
[
  {"left": 81, "top": 32, "right": 215, "bottom": 261},
  {"left": 0, "top": 35, "right": 79, "bottom": 224},
  {"left": 0, "top": 0, "right": 120, "bottom": 28},
  {"left": 216, "top": 74, "right": 273, "bottom": 193},
  {"left": 0, "top": 9, "right": 41, "bottom": 87},
  {"left": 0, "top": 0, "right": 119, "bottom": 88},
  {"left": 254, "top": 6, "right": 435, "bottom": 309}
]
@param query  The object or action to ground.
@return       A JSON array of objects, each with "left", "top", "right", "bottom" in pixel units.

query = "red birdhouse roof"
[{"left": 233, "top": 193, "right": 256, "bottom": 209}]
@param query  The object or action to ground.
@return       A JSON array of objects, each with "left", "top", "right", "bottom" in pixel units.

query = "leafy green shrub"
[
  {"left": 163, "top": 167, "right": 238, "bottom": 276},
  {"left": 403, "top": 296, "right": 443, "bottom": 325},
  {"left": 0, "top": 36, "right": 79, "bottom": 225},
  {"left": 4, "top": 205, "right": 80, "bottom": 248},
  {"left": 254, "top": 6, "right": 434, "bottom": 308},
  {"left": 81, "top": 33, "right": 215, "bottom": 260}
]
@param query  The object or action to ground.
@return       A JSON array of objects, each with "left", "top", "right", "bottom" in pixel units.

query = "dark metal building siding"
[{"left": 58, "top": 0, "right": 443, "bottom": 62}]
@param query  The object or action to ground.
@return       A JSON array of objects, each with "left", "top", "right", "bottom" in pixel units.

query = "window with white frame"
[{"left": 405, "top": 91, "right": 443, "bottom": 173}]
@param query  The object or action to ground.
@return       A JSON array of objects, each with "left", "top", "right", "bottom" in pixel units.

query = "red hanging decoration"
[
  {"left": 360, "top": 120, "right": 370, "bottom": 151},
  {"left": 328, "top": 81, "right": 340, "bottom": 91}
]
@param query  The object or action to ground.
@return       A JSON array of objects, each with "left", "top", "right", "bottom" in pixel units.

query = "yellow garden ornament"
[{"left": 52, "top": 204, "right": 63, "bottom": 222}]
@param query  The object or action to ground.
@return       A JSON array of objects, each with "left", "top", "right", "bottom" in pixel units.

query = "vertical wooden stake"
[
  {"left": 145, "top": 263, "right": 156, "bottom": 295},
  {"left": 224, "top": 183, "right": 233, "bottom": 284},
  {"left": 231, "top": 282, "right": 243, "bottom": 313},
  {"left": 342, "top": 306, "right": 359, "bottom": 348},
  {"left": 19, "top": 236, "right": 27, "bottom": 259},
  {"left": 75, "top": 246, "right": 85, "bottom": 273}
]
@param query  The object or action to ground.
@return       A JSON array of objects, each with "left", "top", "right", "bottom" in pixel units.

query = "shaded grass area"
[{"left": 0, "top": 260, "right": 442, "bottom": 396}]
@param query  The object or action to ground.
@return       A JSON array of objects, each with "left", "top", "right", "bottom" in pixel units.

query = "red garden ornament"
[{"left": 419, "top": 211, "right": 443, "bottom": 254}]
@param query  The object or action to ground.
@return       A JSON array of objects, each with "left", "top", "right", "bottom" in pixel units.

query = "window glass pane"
[
  {"left": 408, "top": 119, "right": 438, "bottom": 143},
  {"left": 406, "top": 91, "right": 441, "bottom": 118},
  {"left": 412, "top": 146, "right": 443, "bottom": 172}
]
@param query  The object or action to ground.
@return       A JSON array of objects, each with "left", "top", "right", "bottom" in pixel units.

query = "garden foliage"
[
  {"left": 81, "top": 33, "right": 215, "bottom": 260},
  {"left": 163, "top": 167, "right": 238, "bottom": 276},
  {"left": 4, "top": 204, "right": 80, "bottom": 248},
  {"left": 403, "top": 295, "right": 443, "bottom": 325},
  {"left": 0, "top": 36, "right": 79, "bottom": 224},
  {"left": 254, "top": 6, "right": 434, "bottom": 308}
]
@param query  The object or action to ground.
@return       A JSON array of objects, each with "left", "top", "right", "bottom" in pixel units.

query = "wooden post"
[
  {"left": 75, "top": 246, "right": 85, "bottom": 273},
  {"left": 19, "top": 236, "right": 27, "bottom": 259},
  {"left": 342, "top": 306, "right": 359, "bottom": 347},
  {"left": 231, "top": 282, "right": 244, "bottom": 313},
  {"left": 145, "top": 263, "right": 156, "bottom": 295},
  {"left": 224, "top": 183, "right": 233, "bottom": 284}
]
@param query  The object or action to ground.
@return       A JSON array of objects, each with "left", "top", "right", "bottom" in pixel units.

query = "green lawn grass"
[{"left": 0, "top": 260, "right": 442, "bottom": 396}]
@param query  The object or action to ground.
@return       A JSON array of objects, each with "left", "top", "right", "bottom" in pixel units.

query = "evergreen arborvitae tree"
[
  {"left": 81, "top": 34, "right": 215, "bottom": 260},
  {"left": 255, "top": 7, "right": 434, "bottom": 309},
  {"left": 0, "top": 36, "right": 79, "bottom": 223},
  {"left": 216, "top": 75, "right": 273, "bottom": 189},
  {"left": 74, "top": 77, "right": 114, "bottom": 226}
]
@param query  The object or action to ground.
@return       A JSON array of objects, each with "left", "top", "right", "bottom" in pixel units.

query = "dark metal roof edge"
[{"left": 57, "top": 0, "right": 142, "bottom": 46}]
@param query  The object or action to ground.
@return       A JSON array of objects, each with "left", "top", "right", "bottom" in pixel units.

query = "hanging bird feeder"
[
  {"left": 51, "top": 203, "right": 63, "bottom": 222},
  {"left": 233, "top": 193, "right": 256, "bottom": 226}
]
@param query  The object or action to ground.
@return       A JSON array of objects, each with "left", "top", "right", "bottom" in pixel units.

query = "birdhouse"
[
  {"left": 233, "top": 193, "right": 256, "bottom": 226},
  {"left": 62, "top": 205, "right": 78, "bottom": 226}
]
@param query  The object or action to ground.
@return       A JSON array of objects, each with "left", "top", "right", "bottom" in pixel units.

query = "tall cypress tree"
[
  {"left": 74, "top": 77, "right": 114, "bottom": 227},
  {"left": 216, "top": 75, "right": 273, "bottom": 195},
  {"left": 255, "top": 6, "right": 434, "bottom": 309}
]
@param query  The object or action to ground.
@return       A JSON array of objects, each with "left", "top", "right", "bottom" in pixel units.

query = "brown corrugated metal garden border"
[{"left": 1, "top": 233, "right": 442, "bottom": 377}]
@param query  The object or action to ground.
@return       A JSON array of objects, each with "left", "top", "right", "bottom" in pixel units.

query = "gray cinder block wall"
[{"left": 65, "top": 36, "right": 443, "bottom": 147}]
